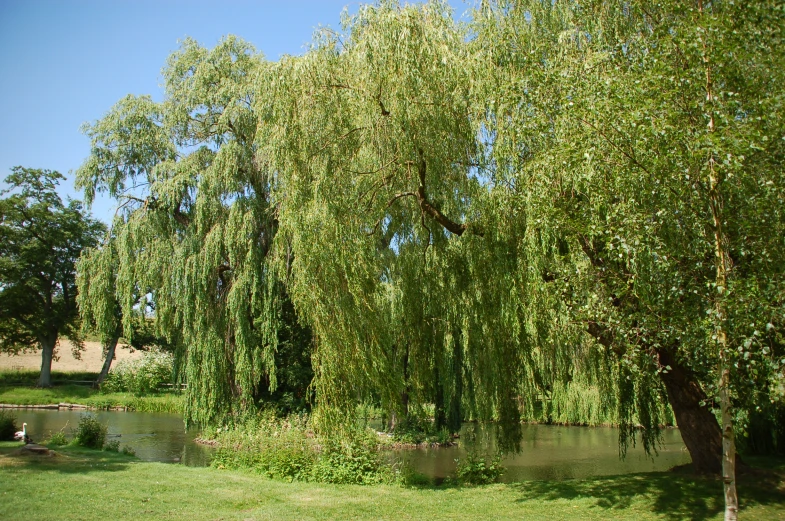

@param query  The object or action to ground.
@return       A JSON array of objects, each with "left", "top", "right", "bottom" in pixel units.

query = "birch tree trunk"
[
  {"left": 710, "top": 162, "right": 738, "bottom": 520},
  {"left": 699, "top": 1, "right": 738, "bottom": 515}
]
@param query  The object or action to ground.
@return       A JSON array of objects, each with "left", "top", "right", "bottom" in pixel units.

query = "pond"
[
  {"left": 392, "top": 423, "right": 691, "bottom": 482},
  {"left": 9, "top": 409, "right": 691, "bottom": 481},
  {"left": 9, "top": 409, "right": 211, "bottom": 466}
]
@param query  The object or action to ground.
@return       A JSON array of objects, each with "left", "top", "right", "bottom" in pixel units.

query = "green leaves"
[
  {"left": 75, "top": 2, "right": 784, "bottom": 459},
  {"left": 0, "top": 167, "right": 105, "bottom": 359},
  {"left": 76, "top": 38, "right": 286, "bottom": 428}
]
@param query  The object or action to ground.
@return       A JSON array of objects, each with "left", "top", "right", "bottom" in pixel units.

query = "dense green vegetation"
[
  {"left": 209, "top": 412, "right": 395, "bottom": 485},
  {"left": 70, "top": 2, "right": 784, "bottom": 517},
  {"left": 0, "top": 442, "right": 783, "bottom": 520},
  {"left": 0, "top": 1, "right": 781, "bottom": 518},
  {"left": 100, "top": 349, "right": 175, "bottom": 395},
  {"left": 72, "top": 414, "right": 108, "bottom": 449}
]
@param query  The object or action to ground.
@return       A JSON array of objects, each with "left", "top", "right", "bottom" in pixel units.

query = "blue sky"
[{"left": 0, "top": 0, "right": 468, "bottom": 223}]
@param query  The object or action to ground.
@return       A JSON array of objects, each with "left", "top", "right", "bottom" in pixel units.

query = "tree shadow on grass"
[
  {"left": 0, "top": 447, "right": 133, "bottom": 474},
  {"left": 510, "top": 468, "right": 785, "bottom": 521}
]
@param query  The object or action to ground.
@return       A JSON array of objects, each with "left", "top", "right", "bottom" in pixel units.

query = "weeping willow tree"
[
  {"left": 254, "top": 0, "right": 627, "bottom": 449},
  {"left": 474, "top": 0, "right": 784, "bottom": 516},
  {"left": 77, "top": 231, "right": 171, "bottom": 386},
  {"left": 77, "top": 10, "right": 784, "bottom": 509},
  {"left": 258, "top": 1, "right": 509, "bottom": 442},
  {"left": 76, "top": 36, "right": 303, "bottom": 426}
]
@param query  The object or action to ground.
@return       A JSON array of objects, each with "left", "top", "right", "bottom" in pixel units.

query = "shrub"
[
  {"left": 102, "top": 349, "right": 174, "bottom": 395},
  {"left": 73, "top": 414, "right": 107, "bottom": 449},
  {"left": 455, "top": 452, "right": 505, "bottom": 485},
  {"left": 104, "top": 439, "right": 120, "bottom": 452},
  {"left": 212, "top": 412, "right": 317, "bottom": 481},
  {"left": 121, "top": 445, "right": 136, "bottom": 457},
  {"left": 47, "top": 430, "right": 68, "bottom": 446},
  {"left": 391, "top": 416, "right": 452, "bottom": 446},
  {"left": 311, "top": 429, "right": 393, "bottom": 485},
  {"left": 0, "top": 411, "right": 18, "bottom": 441},
  {"left": 210, "top": 412, "right": 394, "bottom": 484}
]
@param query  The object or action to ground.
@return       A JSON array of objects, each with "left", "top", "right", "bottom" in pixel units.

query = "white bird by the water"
[{"left": 14, "top": 422, "right": 32, "bottom": 444}]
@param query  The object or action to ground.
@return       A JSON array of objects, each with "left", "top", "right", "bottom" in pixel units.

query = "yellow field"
[{"left": 0, "top": 340, "right": 142, "bottom": 373}]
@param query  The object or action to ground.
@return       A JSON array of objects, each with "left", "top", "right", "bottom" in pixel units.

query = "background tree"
[{"left": 0, "top": 167, "right": 105, "bottom": 387}]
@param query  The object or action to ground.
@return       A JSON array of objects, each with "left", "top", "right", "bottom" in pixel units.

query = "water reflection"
[{"left": 391, "top": 423, "right": 691, "bottom": 482}]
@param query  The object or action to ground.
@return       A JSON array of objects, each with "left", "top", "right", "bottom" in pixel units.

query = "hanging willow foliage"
[
  {"left": 76, "top": 5, "right": 783, "bottom": 491},
  {"left": 252, "top": 0, "right": 618, "bottom": 449},
  {"left": 473, "top": 0, "right": 785, "bottom": 475},
  {"left": 76, "top": 36, "right": 288, "bottom": 427}
]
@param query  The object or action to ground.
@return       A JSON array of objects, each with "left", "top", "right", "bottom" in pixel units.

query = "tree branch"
[{"left": 414, "top": 149, "right": 478, "bottom": 237}]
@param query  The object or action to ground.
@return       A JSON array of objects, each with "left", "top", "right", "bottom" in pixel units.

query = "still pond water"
[{"left": 12, "top": 410, "right": 690, "bottom": 482}]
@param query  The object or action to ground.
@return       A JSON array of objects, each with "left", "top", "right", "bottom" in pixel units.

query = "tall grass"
[{"left": 210, "top": 411, "right": 395, "bottom": 484}]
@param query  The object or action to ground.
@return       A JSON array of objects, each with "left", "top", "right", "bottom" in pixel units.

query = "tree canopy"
[
  {"left": 76, "top": 36, "right": 309, "bottom": 426},
  {"left": 0, "top": 167, "right": 105, "bottom": 387},
  {"left": 76, "top": 2, "right": 784, "bottom": 516}
]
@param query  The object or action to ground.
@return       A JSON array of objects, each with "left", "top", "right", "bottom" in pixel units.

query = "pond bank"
[
  {"left": 1, "top": 442, "right": 783, "bottom": 520},
  {"left": 0, "top": 386, "right": 183, "bottom": 414},
  {"left": 0, "top": 402, "right": 129, "bottom": 411}
]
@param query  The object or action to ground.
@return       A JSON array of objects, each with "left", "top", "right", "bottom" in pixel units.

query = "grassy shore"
[
  {"left": 0, "top": 441, "right": 783, "bottom": 521},
  {"left": 0, "top": 382, "right": 183, "bottom": 414}
]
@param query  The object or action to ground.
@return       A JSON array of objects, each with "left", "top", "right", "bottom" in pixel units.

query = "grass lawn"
[
  {"left": 0, "top": 442, "right": 783, "bottom": 521},
  {"left": 0, "top": 385, "right": 183, "bottom": 414}
]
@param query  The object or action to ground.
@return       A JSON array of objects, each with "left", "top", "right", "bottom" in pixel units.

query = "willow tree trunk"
[
  {"left": 657, "top": 349, "right": 722, "bottom": 474},
  {"left": 95, "top": 336, "right": 120, "bottom": 387},
  {"left": 37, "top": 333, "right": 57, "bottom": 388}
]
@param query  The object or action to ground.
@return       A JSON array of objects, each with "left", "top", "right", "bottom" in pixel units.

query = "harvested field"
[{"left": 0, "top": 341, "right": 142, "bottom": 373}]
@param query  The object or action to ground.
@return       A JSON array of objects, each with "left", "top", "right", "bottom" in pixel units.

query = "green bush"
[
  {"left": 121, "top": 445, "right": 136, "bottom": 457},
  {"left": 102, "top": 349, "right": 174, "bottom": 395},
  {"left": 73, "top": 414, "right": 107, "bottom": 449},
  {"left": 47, "top": 430, "right": 68, "bottom": 446},
  {"left": 210, "top": 412, "right": 394, "bottom": 484},
  {"left": 391, "top": 416, "right": 452, "bottom": 446},
  {"left": 212, "top": 412, "right": 316, "bottom": 481},
  {"left": 104, "top": 439, "right": 120, "bottom": 452},
  {"left": 311, "top": 430, "right": 393, "bottom": 485},
  {"left": 0, "top": 411, "right": 18, "bottom": 441},
  {"left": 455, "top": 452, "right": 505, "bottom": 485}
]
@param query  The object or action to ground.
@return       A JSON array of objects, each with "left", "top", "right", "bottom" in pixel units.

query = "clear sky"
[{"left": 0, "top": 0, "right": 468, "bottom": 223}]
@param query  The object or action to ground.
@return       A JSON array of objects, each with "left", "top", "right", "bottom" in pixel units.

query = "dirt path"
[{"left": 0, "top": 340, "right": 142, "bottom": 373}]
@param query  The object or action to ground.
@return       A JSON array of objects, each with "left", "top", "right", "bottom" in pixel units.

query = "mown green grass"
[
  {"left": 0, "top": 370, "right": 99, "bottom": 386},
  {"left": 0, "top": 441, "right": 782, "bottom": 521},
  {"left": 0, "top": 385, "right": 183, "bottom": 414}
]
